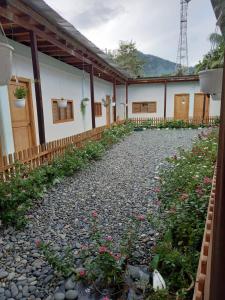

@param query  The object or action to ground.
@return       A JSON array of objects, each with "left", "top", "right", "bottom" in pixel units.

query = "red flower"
[
  {"left": 91, "top": 211, "right": 98, "bottom": 218},
  {"left": 203, "top": 177, "right": 212, "bottom": 185},
  {"left": 79, "top": 269, "right": 86, "bottom": 277},
  {"left": 35, "top": 240, "right": 41, "bottom": 248},
  {"left": 154, "top": 187, "right": 161, "bottom": 193},
  {"left": 99, "top": 246, "right": 108, "bottom": 254},
  {"left": 137, "top": 215, "right": 145, "bottom": 221}
]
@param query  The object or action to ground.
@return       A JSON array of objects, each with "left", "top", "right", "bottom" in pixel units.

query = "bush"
[{"left": 148, "top": 130, "right": 218, "bottom": 299}]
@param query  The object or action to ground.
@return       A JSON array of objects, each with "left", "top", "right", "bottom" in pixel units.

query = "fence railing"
[
  {"left": 0, "top": 122, "right": 124, "bottom": 180},
  {"left": 129, "top": 116, "right": 219, "bottom": 126},
  {"left": 193, "top": 169, "right": 216, "bottom": 300}
]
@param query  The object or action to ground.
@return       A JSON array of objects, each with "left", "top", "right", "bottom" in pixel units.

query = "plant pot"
[
  {"left": 15, "top": 98, "right": 26, "bottom": 108},
  {"left": 199, "top": 68, "right": 223, "bottom": 100},
  {"left": 58, "top": 99, "right": 67, "bottom": 108},
  {"left": 82, "top": 101, "right": 89, "bottom": 107},
  {"left": 0, "top": 42, "right": 14, "bottom": 86}
]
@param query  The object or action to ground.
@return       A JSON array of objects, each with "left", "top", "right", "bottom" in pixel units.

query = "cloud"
[
  {"left": 44, "top": 0, "right": 217, "bottom": 65},
  {"left": 71, "top": 0, "right": 125, "bottom": 29}
]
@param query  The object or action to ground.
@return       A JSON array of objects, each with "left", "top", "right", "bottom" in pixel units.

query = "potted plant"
[
  {"left": 14, "top": 86, "right": 27, "bottom": 108},
  {"left": 196, "top": 33, "right": 224, "bottom": 100},
  {"left": 0, "top": 42, "right": 14, "bottom": 86},
  {"left": 57, "top": 97, "right": 67, "bottom": 108},
  {"left": 80, "top": 97, "right": 89, "bottom": 117}
]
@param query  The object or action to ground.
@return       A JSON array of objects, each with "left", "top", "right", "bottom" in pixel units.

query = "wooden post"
[
  {"left": 209, "top": 51, "right": 225, "bottom": 300},
  {"left": 30, "top": 31, "right": 45, "bottom": 144},
  {"left": 113, "top": 79, "right": 116, "bottom": 122},
  {"left": 90, "top": 65, "right": 96, "bottom": 129},
  {"left": 125, "top": 82, "right": 128, "bottom": 119},
  {"left": 164, "top": 80, "right": 167, "bottom": 119}
]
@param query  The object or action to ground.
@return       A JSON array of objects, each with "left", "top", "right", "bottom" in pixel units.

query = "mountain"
[{"left": 138, "top": 52, "right": 177, "bottom": 77}]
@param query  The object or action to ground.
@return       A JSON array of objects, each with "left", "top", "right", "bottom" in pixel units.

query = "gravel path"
[{"left": 0, "top": 129, "right": 202, "bottom": 299}]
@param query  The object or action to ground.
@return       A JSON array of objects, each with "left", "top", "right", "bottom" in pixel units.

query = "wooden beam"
[
  {"left": 90, "top": 65, "right": 96, "bottom": 129},
  {"left": 125, "top": 83, "right": 128, "bottom": 119},
  {"left": 113, "top": 79, "right": 116, "bottom": 122},
  {"left": 0, "top": 0, "right": 127, "bottom": 82},
  {"left": 30, "top": 31, "right": 45, "bottom": 145},
  {"left": 209, "top": 51, "right": 225, "bottom": 300},
  {"left": 164, "top": 80, "right": 167, "bottom": 119}
]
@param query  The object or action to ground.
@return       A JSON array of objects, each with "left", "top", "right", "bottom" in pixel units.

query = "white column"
[{"left": 0, "top": 86, "right": 14, "bottom": 155}]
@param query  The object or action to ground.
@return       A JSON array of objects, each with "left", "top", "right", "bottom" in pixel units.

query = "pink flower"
[
  {"left": 99, "top": 246, "right": 108, "bottom": 254},
  {"left": 35, "top": 240, "right": 41, "bottom": 248},
  {"left": 102, "top": 297, "right": 110, "bottom": 300},
  {"left": 137, "top": 215, "right": 145, "bottom": 221},
  {"left": 91, "top": 211, "right": 98, "bottom": 218},
  {"left": 154, "top": 187, "right": 161, "bottom": 193},
  {"left": 196, "top": 187, "right": 204, "bottom": 196},
  {"left": 106, "top": 235, "right": 113, "bottom": 241},
  {"left": 79, "top": 269, "right": 86, "bottom": 277},
  {"left": 113, "top": 253, "right": 122, "bottom": 260},
  {"left": 204, "top": 177, "right": 212, "bottom": 185},
  {"left": 180, "top": 193, "right": 189, "bottom": 201}
]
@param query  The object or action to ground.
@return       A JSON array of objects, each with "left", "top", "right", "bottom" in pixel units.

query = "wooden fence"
[
  {"left": 129, "top": 116, "right": 219, "bottom": 126},
  {"left": 193, "top": 168, "right": 217, "bottom": 300},
  {"left": 0, "top": 123, "right": 123, "bottom": 180}
]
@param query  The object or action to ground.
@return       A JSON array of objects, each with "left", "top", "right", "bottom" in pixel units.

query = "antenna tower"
[{"left": 176, "top": 0, "right": 191, "bottom": 74}]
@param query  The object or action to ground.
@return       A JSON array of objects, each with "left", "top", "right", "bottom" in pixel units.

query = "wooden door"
[
  {"left": 106, "top": 95, "right": 111, "bottom": 127},
  {"left": 193, "top": 93, "right": 210, "bottom": 122},
  {"left": 174, "top": 94, "right": 189, "bottom": 120},
  {"left": 8, "top": 79, "right": 36, "bottom": 152}
]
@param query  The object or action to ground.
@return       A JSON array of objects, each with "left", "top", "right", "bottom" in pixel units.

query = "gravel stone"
[
  {"left": 65, "top": 290, "right": 78, "bottom": 300},
  {"left": 0, "top": 129, "right": 203, "bottom": 299},
  {"left": 54, "top": 292, "right": 65, "bottom": 300}
]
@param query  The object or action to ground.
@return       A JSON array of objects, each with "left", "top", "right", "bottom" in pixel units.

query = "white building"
[{"left": 0, "top": 0, "right": 220, "bottom": 156}]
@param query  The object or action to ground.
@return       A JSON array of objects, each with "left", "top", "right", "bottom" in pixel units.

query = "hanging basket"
[
  {"left": 15, "top": 98, "right": 26, "bottom": 108},
  {"left": 199, "top": 68, "right": 223, "bottom": 101},
  {"left": 58, "top": 98, "right": 67, "bottom": 108},
  {"left": 0, "top": 42, "right": 14, "bottom": 86}
]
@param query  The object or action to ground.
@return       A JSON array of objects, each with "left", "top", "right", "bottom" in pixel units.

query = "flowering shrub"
[
  {"left": 37, "top": 212, "right": 145, "bottom": 296},
  {"left": 148, "top": 130, "right": 218, "bottom": 299}
]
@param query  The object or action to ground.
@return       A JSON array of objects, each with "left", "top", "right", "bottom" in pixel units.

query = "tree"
[{"left": 109, "top": 41, "right": 145, "bottom": 77}]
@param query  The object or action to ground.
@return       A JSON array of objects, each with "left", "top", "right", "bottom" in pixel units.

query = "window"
[
  {"left": 132, "top": 101, "right": 157, "bottom": 113},
  {"left": 52, "top": 99, "right": 74, "bottom": 123},
  {"left": 94, "top": 102, "right": 102, "bottom": 117}
]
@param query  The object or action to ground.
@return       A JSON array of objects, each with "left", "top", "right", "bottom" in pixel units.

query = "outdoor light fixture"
[{"left": 182, "top": 97, "right": 186, "bottom": 104}]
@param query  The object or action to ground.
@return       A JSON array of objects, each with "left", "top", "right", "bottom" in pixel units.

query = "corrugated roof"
[{"left": 20, "top": 0, "right": 131, "bottom": 78}]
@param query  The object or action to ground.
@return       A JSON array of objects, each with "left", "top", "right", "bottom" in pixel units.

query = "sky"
[{"left": 44, "top": 0, "right": 217, "bottom": 66}]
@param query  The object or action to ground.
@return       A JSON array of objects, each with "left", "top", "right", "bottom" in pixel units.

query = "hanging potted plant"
[
  {"left": 14, "top": 86, "right": 27, "bottom": 108},
  {"left": 0, "top": 23, "right": 14, "bottom": 86},
  {"left": 58, "top": 97, "right": 67, "bottom": 108},
  {"left": 196, "top": 33, "right": 224, "bottom": 100},
  {"left": 80, "top": 97, "right": 89, "bottom": 117}
]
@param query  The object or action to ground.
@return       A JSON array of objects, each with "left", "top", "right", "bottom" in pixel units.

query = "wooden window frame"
[
  {"left": 52, "top": 99, "right": 74, "bottom": 124},
  {"left": 132, "top": 101, "right": 157, "bottom": 114},
  {"left": 94, "top": 102, "right": 102, "bottom": 117}
]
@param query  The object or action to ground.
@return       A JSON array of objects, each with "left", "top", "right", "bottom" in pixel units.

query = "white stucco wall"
[
  {"left": 128, "top": 83, "right": 165, "bottom": 118},
  {"left": 0, "top": 38, "right": 114, "bottom": 153},
  {"left": 127, "top": 81, "right": 221, "bottom": 118},
  {"left": 116, "top": 85, "right": 126, "bottom": 120}
]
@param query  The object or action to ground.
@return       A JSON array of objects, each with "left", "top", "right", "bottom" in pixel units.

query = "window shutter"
[
  {"left": 132, "top": 103, "right": 141, "bottom": 113},
  {"left": 148, "top": 102, "right": 157, "bottom": 113},
  {"left": 52, "top": 101, "right": 59, "bottom": 122}
]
